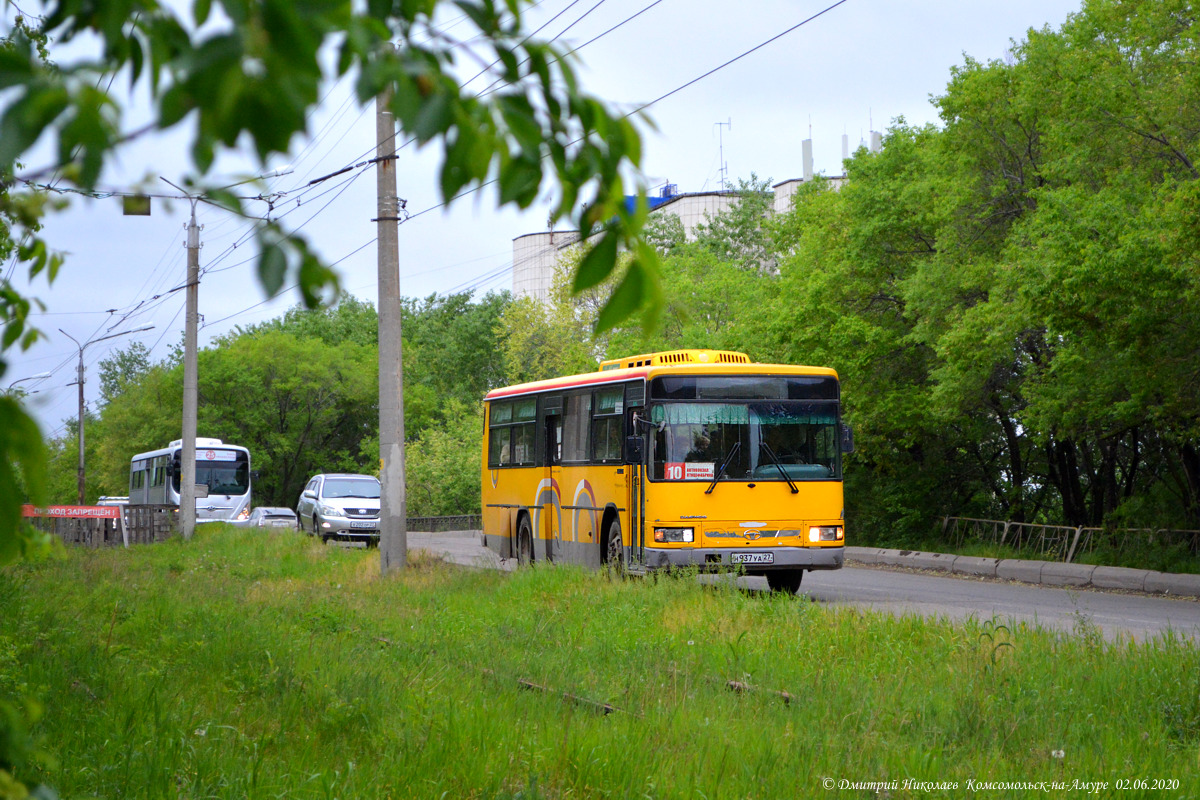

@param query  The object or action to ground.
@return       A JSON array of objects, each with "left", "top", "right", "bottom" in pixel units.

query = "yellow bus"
[{"left": 480, "top": 349, "right": 851, "bottom": 592}]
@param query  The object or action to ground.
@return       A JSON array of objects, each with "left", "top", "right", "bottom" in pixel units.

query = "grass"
[{"left": 2, "top": 526, "right": 1198, "bottom": 798}]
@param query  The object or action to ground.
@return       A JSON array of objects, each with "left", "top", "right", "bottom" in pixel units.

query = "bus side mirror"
[
  {"left": 165, "top": 462, "right": 176, "bottom": 476},
  {"left": 841, "top": 424, "right": 855, "bottom": 454},
  {"left": 625, "top": 436, "right": 645, "bottom": 464}
]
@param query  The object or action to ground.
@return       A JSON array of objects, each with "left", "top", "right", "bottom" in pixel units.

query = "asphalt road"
[{"left": 403, "top": 532, "right": 1200, "bottom": 643}]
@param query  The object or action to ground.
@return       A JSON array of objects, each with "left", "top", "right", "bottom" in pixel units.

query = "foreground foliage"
[
  {"left": 0, "top": 0, "right": 656, "bottom": 573},
  {"left": 1, "top": 528, "right": 1197, "bottom": 798}
]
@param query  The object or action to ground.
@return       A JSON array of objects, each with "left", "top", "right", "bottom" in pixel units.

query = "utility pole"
[
  {"left": 377, "top": 43, "right": 408, "bottom": 573},
  {"left": 181, "top": 198, "right": 201, "bottom": 539},
  {"left": 60, "top": 326, "right": 153, "bottom": 505},
  {"left": 159, "top": 167, "right": 290, "bottom": 540}
]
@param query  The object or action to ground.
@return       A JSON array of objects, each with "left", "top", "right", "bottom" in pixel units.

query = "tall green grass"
[{"left": 2, "top": 527, "right": 1197, "bottom": 798}]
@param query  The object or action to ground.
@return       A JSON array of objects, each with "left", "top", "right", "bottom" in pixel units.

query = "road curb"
[
  {"left": 952, "top": 556, "right": 999, "bottom": 578},
  {"left": 844, "top": 546, "right": 1200, "bottom": 597}
]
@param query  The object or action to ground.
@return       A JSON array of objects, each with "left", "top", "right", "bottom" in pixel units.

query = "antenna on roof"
[{"left": 715, "top": 118, "right": 732, "bottom": 189}]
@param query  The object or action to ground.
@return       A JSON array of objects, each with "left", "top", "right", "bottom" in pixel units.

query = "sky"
[{"left": 4, "top": 0, "right": 1085, "bottom": 437}]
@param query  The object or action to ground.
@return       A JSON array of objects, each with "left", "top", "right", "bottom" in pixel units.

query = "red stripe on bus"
[{"left": 484, "top": 370, "right": 649, "bottom": 400}]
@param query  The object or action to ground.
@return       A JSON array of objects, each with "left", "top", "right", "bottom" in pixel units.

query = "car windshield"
[
  {"left": 322, "top": 478, "right": 380, "bottom": 499},
  {"left": 650, "top": 402, "right": 840, "bottom": 482}
]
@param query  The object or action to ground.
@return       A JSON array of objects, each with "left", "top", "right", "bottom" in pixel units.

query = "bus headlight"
[
  {"left": 653, "top": 527, "right": 694, "bottom": 543},
  {"left": 237, "top": 508, "right": 250, "bottom": 520},
  {"left": 808, "top": 526, "right": 843, "bottom": 542}
]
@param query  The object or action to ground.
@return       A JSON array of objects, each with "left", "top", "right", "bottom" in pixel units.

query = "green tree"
[
  {"left": 405, "top": 399, "right": 482, "bottom": 516},
  {"left": 402, "top": 290, "right": 510, "bottom": 436},
  {"left": 97, "top": 341, "right": 151, "bottom": 406},
  {"left": 692, "top": 174, "right": 775, "bottom": 272}
]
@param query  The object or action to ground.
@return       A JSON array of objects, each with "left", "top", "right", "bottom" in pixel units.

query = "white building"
[{"left": 511, "top": 135, "right": 871, "bottom": 301}]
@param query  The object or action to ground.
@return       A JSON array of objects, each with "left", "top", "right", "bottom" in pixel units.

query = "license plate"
[
  {"left": 350, "top": 521, "right": 377, "bottom": 529},
  {"left": 731, "top": 552, "right": 773, "bottom": 565}
]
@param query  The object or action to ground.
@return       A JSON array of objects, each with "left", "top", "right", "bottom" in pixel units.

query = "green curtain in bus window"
[
  {"left": 654, "top": 404, "right": 750, "bottom": 426},
  {"left": 514, "top": 398, "right": 537, "bottom": 422},
  {"left": 595, "top": 388, "right": 623, "bottom": 415},
  {"left": 490, "top": 402, "right": 513, "bottom": 426}
]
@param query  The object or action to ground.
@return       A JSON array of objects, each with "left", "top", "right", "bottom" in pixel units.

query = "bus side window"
[{"left": 562, "top": 393, "right": 591, "bottom": 463}]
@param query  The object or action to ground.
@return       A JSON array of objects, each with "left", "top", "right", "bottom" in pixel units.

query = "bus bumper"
[{"left": 640, "top": 545, "right": 843, "bottom": 571}]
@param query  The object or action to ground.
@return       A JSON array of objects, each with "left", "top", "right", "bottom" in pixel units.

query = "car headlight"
[
  {"left": 318, "top": 503, "right": 337, "bottom": 516},
  {"left": 808, "top": 526, "right": 843, "bottom": 542},
  {"left": 237, "top": 508, "right": 250, "bottom": 520},
  {"left": 653, "top": 527, "right": 694, "bottom": 543}
]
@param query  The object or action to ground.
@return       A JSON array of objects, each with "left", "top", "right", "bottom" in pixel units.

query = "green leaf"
[
  {"left": 257, "top": 239, "right": 288, "bottom": 297},
  {"left": 0, "top": 41, "right": 35, "bottom": 92},
  {"left": 411, "top": 89, "right": 453, "bottom": 143},
  {"left": 0, "top": 87, "right": 69, "bottom": 168},
  {"left": 0, "top": 395, "right": 45, "bottom": 564},
  {"left": 195, "top": 0, "right": 213, "bottom": 26},
  {"left": 572, "top": 231, "right": 618, "bottom": 293},
  {"left": 497, "top": 152, "right": 541, "bottom": 208},
  {"left": 594, "top": 262, "right": 644, "bottom": 333}
]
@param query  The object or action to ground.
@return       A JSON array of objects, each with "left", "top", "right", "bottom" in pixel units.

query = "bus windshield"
[
  {"left": 650, "top": 402, "right": 840, "bottom": 482},
  {"left": 173, "top": 459, "right": 251, "bottom": 495}
]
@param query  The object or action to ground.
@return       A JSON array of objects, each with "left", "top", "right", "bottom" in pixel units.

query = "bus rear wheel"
[
  {"left": 604, "top": 518, "right": 624, "bottom": 574},
  {"left": 516, "top": 515, "right": 533, "bottom": 566},
  {"left": 766, "top": 569, "right": 804, "bottom": 595}
]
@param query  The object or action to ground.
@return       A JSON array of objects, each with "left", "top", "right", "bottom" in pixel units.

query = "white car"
[
  {"left": 297, "top": 473, "right": 381, "bottom": 546},
  {"left": 237, "top": 507, "right": 299, "bottom": 529}
]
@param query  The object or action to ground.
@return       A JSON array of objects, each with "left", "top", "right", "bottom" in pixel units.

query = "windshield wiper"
[
  {"left": 760, "top": 443, "right": 799, "bottom": 494},
  {"left": 705, "top": 442, "right": 741, "bottom": 495}
]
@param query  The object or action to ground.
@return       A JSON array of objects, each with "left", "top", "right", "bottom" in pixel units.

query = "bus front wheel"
[
  {"left": 766, "top": 569, "right": 804, "bottom": 595},
  {"left": 516, "top": 516, "right": 533, "bottom": 566}
]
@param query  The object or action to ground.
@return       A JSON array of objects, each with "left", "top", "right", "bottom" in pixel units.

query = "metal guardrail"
[
  {"left": 943, "top": 517, "right": 1200, "bottom": 563},
  {"left": 405, "top": 515, "right": 482, "bottom": 532},
  {"left": 40, "top": 509, "right": 480, "bottom": 548}
]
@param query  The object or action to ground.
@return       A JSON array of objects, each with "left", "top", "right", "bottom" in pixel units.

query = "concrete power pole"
[
  {"left": 74, "top": 353, "right": 85, "bottom": 504},
  {"left": 180, "top": 199, "right": 201, "bottom": 539},
  {"left": 377, "top": 44, "right": 408, "bottom": 573}
]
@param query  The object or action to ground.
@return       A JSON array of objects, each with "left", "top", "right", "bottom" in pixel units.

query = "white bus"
[{"left": 129, "top": 438, "right": 252, "bottom": 523}]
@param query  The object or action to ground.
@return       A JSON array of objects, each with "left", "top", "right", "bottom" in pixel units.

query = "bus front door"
[
  {"left": 543, "top": 412, "right": 563, "bottom": 562},
  {"left": 626, "top": 408, "right": 647, "bottom": 569}
]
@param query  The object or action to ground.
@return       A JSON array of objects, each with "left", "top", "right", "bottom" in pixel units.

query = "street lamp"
[
  {"left": 59, "top": 326, "right": 154, "bottom": 505},
  {"left": 5, "top": 371, "right": 52, "bottom": 393}
]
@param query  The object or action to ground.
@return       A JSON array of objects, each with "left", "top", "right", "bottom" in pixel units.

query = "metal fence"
[
  {"left": 943, "top": 516, "right": 1200, "bottom": 563},
  {"left": 405, "top": 515, "right": 482, "bottom": 532},
  {"left": 29, "top": 504, "right": 177, "bottom": 548},
  {"left": 40, "top": 509, "right": 480, "bottom": 549}
]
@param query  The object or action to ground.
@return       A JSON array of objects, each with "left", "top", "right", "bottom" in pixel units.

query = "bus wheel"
[
  {"left": 516, "top": 515, "right": 533, "bottom": 566},
  {"left": 604, "top": 518, "right": 624, "bottom": 575},
  {"left": 766, "top": 569, "right": 804, "bottom": 595}
]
